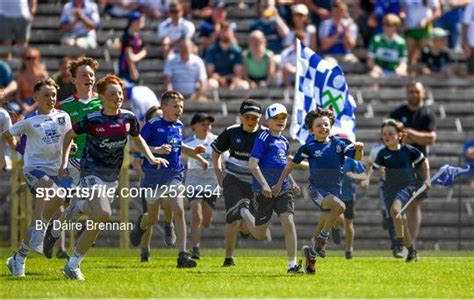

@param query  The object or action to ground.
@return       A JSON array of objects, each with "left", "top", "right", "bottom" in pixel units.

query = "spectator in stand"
[
  {"left": 60, "top": 0, "right": 100, "bottom": 49},
  {"left": 281, "top": 31, "right": 305, "bottom": 88},
  {"left": 368, "top": 13, "right": 407, "bottom": 78},
  {"left": 367, "top": 0, "right": 400, "bottom": 36},
  {"left": 0, "top": 60, "right": 18, "bottom": 101},
  {"left": 353, "top": 0, "right": 376, "bottom": 48},
  {"left": 119, "top": 12, "right": 147, "bottom": 84},
  {"left": 462, "top": 1, "right": 474, "bottom": 75},
  {"left": 164, "top": 39, "right": 208, "bottom": 101},
  {"left": 303, "top": 0, "right": 332, "bottom": 29},
  {"left": 205, "top": 23, "right": 249, "bottom": 90},
  {"left": 400, "top": 0, "right": 441, "bottom": 67},
  {"left": 420, "top": 28, "right": 451, "bottom": 77},
  {"left": 243, "top": 30, "right": 276, "bottom": 88},
  {"left": 138, "top": 0, "right": 172, "bottom": 19},
  {"left": 199, "top": 1, "right": 235, "bottom": 55},
  {"left": 275, "top": 0, "right": 297, "bottom": 24},
  {"left": 319, "top": 1, "right": 359, "bottom": 62},
  {"left": 191, "top": 0, "right": 213, "bottom": 20},
  {"left": 0, "top": 0, "right": 37, "bottom": 53},
  {"left": 102, "top": 0, "right": 170, "bottom": 18},
  {"left": 157, "top": 1, "right": 196, "bottom": 59},
  {"left": 434, "top": 0, "right": 470, "bottom": 49},
  {"left": 51, "top": 56, "right": 76, "bottom": 101},
  {"left": 15, "top": 48, "right": 48, "bottom": 116},
  {"left": 250, "top": 0, "right": 290, "bottom": 56},
  {"left": 284, "top": 4, "right": 317, "bottom": 50}
]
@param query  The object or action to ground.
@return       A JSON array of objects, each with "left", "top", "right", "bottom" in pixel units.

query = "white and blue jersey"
[
  {"left": 341, "top": 157, "right": 365, "bottom": 202},
  {"left": 292, "top": 136, "right": 356, "bottom": 197},
  {"left": 141, "top": 117, "right": 185, "bottom": 186},
  {"left": 184, "top": 133, "right": 219, "bottom": 188},
  {"left": 250, "top": 130, "right": 291, "bottom": 193}
]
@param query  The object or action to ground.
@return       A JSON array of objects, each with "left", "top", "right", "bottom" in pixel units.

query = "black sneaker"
[
  {"left": 177, "top": 252, "right": 197, "bottom": 268},
  {"left": 301, "top": 245, "right": 316, "bottom": 275},
  {"left": 313, "top": 237, "right": 328, "bottom": 258},
  {"left": 222, "top": 257, "right": 235, "bottom": 267},
  {"left": 225, "top": 199, "right": 250, "bottom": 223},
  {"left": 140, "top": 248, "right": 150, "bottom": 262},
  {"left": 287, "top": 260, "right": 304, "bottom": 275},
  {"left": 130, "top": 215, "right": 146, "bottom": 247},
  {"left": 43, "top": 223, "right": 60, "bottom": 259},
  {"left": 345, "top": 251, "right": 353, "bottom": 260},
  {"left": 191, "top": 247, "right": 200, "bottom": 260},
  {"left": 239, "top": 231, "right": 251, "bottom": 239},
  {"left": 56, "top": 248, "right": 69, "bottom": 259},
  {"left": 331, "top": 227, "right": 341, "bottom": 245},
  {"left": 406, "top": 249, "right": 419, "bottom": 263}
]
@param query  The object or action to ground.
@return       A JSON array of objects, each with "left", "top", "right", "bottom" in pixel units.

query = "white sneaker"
[
  {"left": 62, "top": 262, "right": 85, "bottom": 280},
  {"left": 29, "top": 227, "right": 45, "bottom": 254},
  {"left": 6, "top": 254, "right": 26, "bottom": 277}
]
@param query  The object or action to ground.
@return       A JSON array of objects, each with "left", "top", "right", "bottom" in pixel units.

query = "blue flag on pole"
[
  {"left": 431, "top": 164, "right": 470, "bottom": 186},
  {"left": 290, "top": 39, "right": 357, "bottom": 144}
]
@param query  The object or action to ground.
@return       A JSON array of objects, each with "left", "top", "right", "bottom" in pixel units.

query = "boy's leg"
[
  {"left": 190, "top": 200, "right": 203, "bottom": 248},
  {"left": 278, "top": 213, "right": 298, "bottom": 270},
  {"left": 130, "top": 201, "right": 160, "bottom": 247},
  {"left": 343, "top": 200, "right": 355, "bottom": 258},
  {"left": 224, "top": 220, "right": 240, "bottom": 265},
  {"left": 201, "top": 199, "right": 215, "bottom": 228},
  {"left": 241, "top": 193, "right": 271, "bottom": 240},
  {"left": 162, "top": 200, "right": 176, "bottom": 247}
]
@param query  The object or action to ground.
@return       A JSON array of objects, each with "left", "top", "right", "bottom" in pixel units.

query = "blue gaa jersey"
[
  {"left": 74, "top": 109, "right": 140, "bottom": 182},
  {"left": 292, "top": 136, "right": 356, "bottom": 195},
  {"left": 141, "top": 117, "right": 185, "bottom": 185},
  {"left": 341, "top": 157, "right": 365, "bottom": 202},
  {"left": 250, "top": 130, "right": 291, "bottom": 193},
  {"left": 373, "top": 144, "right": 425, "bottom": 198}
]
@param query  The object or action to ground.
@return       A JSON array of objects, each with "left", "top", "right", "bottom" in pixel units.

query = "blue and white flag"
[
  {"left": 431, "top": 164, "right": 470, "bottom": 186},
  {"left": 290, "top": 39, "right": 356, "bottom": 144}
]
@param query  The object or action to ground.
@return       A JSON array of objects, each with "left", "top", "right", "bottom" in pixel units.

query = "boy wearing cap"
[
  {"left": 241, "top": 103, "right": 303, "bottom": 274},
  {"left": 211, "top": 99, "right": 264, "bottom": 267},
  {"left": 184, "top": 112, "right": 220, "bottom": 259},
  {"left": 420, "top": 28, "right": 451, "bottom": 77}
]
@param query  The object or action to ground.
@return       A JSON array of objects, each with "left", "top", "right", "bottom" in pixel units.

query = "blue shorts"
[
  {"left": 384, "top": 186, "right": 418, "bottom": 211},
  {"left": 24, "top": 169, "right": 60, "bottom": 194},
  {"left": 309, "top": 186, "right": 340, "bottom": 212}
]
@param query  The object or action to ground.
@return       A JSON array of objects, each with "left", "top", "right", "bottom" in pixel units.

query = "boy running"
[
  {"left": 4, "top": 79, "right": 72, "bottom": 277},
  {"left": 273, "top": 108, "right": 364, "bottom": 274},
  {"left": 373, "top": 119, "right": 430, "bottom": 262},
  {"left": 129, "top": 91, "right": 207, "bottom": 268}
]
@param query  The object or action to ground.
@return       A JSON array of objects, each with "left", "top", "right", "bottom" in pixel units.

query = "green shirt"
[
  {"left": 57, "top": 93, "right": 102, "bottom": 158},
  {"left": 368, "top": 33, "right": 407, "bottom": 71}
]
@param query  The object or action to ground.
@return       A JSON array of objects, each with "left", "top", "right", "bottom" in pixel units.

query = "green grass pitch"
[{"left": 1, "top": 248, "right": 473, "bottom": 298}]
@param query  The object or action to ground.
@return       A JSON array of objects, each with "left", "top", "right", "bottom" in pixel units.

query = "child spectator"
[{"left": 420, "top": 27, "right": 451, "bottom": 77}]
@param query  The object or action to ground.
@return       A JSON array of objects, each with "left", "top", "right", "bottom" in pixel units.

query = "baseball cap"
[
  {"left": 431, "top": 27, "right": 449, "bottom": 39},
  {"left": 190, "top": 112, "right": 215, "bottom": 126},
  {"left": 240, "top": 99, "right": 262, "bottom": 117},
  {"left": 292, "top": 4, "right": 309, "bottom": 16},
  {"left": 127, "top": 11, "right": 141, "bottom": 23},
  {"left": 212, "top": 0, "right": 226, "bottom": 9},
  {"left": 265, "top": 103, "right": 288, "bottom": 120}
]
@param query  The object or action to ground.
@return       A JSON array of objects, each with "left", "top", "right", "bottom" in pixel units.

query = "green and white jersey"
[
  {"left": 57, "top": 93, "right": 102, "bottom": 158},
  {"left": 368, "top": 33, "right": 407, "bottom": 71}
]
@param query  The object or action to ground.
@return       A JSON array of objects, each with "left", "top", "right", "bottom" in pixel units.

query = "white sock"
[
  {"left": 288, "top": 257, "right": 297, "bottom": 269},
  {"left": 68, "top": 249, "right": 85, "bottom": 269}
]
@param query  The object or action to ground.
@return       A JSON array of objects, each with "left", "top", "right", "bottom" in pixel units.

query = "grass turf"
[{"left": 1, "top": 248, "right": 473, "bottom": 298}]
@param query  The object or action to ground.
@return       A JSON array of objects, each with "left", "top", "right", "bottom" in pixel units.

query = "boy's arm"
[
  {"left": 288, "top": 174, "right": 301, "bottom": 197},
  {"left": 132, "top": 135, "right": 169, "bottom": 168},
  {"left": 0, "top": 130, "right": 15, "bottom": 171},
  {"left": 59, "top": 129, "right": 77, "bottom": 177},
  {"left": 272, "top": 161, "right": 296, "bottom": 197},
  {"left": 354, "top": 142, "right": 364, "bottom": 160},
  {"left": 346, "top": 171, "right": 368, "bottom": 182},
  {"left": 181, "top": 143, "right": 208, "bottom": 170},
  {"left": 420, "top": 158, "right": 431, "bottom": 188},
  {"left": 249, "top": 157, "right": 272, "bottom": 198},
  {"left": 212, "top": 150, "right": 224, "bottom": 187}
]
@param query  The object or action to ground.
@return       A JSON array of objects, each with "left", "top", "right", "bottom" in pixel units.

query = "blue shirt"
[
  {"left": 373, "top": 0, "right": 401, "bottom": 33},
  {"left": 293, "top": 136, "right": 356, "bottom": 192},
  {"left": 373, "top": 144, "right": 425, "bottom": 198},
  {"left": 341, "top": 157, "right": 365, "bottom": 202},
  {"left": 140, "top": 117, "right": 185, "bottom": 185},
  {"left": 250, "top": 18, "right": 283, "bottom": 54},
  {"left": 205, "top": 43, "right": 243, "bottom": 76},
  {"left": 250, "top": 130, "right": 291, "bottom": 192}
]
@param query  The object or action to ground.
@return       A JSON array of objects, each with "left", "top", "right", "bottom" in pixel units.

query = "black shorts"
[
  {"left": 255, "top": 191, "right": 295, "bottom": 226},
  {"left": 188, "top": 195, "right": 218, "bottom": 209},
  {"left": 343, "top": 200, "right": 356, "bottom": 220},
  {"left": 223, "top": 174, "right": 256, "bottom": 224}
]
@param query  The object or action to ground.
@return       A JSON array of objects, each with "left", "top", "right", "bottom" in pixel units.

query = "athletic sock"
[
  {"left": 288, "top": 257, "right": 297, "bottom": 269},
  {"left": 318, "top": 231, "right": 329, "bottom": 241},
  {"left": 68, "top": 249, "right": 85, "bottom": 269},
  {"left": 17, "top": 241, "right": 30, "bottom": 263}
]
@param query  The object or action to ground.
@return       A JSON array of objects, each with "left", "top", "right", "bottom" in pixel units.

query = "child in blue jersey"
[
  {"left": 373, "top": 119, "right": 430, "bottom": 262},
  {"left": 241, "top": 103, "right": 303, "bottom": 274},
  {"left": 274, "top": 107, "right": 364, "bottom": 274},
  {"left": 130, "top": 91, "right": 208, "bottom": 268}
]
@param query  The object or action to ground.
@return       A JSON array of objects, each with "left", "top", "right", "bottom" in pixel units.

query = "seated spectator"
[
  {"left": 60, "top": 0, "right": 100, "bottom": 49},
  {"left": 190, "top": 0, "right": 212, "bottom": 20},
  {"left": 243, "top": 30, "right": 276, "bottom": 88},
  {"left": 400, "top": 0, "right": 441, "bottom": 67},
  {"left": 303, "top": 0, "right": 332, "bottom": 28},
  {"left": 0, "top": 0, "right": 36, "bottom": 54},
  {"left": 319, "top": 1, "right": 359, "bottom": 62},
  {"left": 420, "top": 28, "right": 451, "bottom": 77},
  {"left": 164, "top": 39, "right": 207, "bottom": 101},
  {"left": 51, "top": 56, "right": 76, "bottom": 101},
  {"left": 367, "top": 0, "right": 400, "bottom": 36},
  {"left": 281, "top": 30, "right": 304, "bottom": 88},
  {"left": 434, "top": 0, "right": 470, "bottom": 49},
  {"left": 284, "top": 4, "right": 317, "bottom": 50},
  {"left": 119, "top": 12, "right": 147, "bottom": 84},
  {"left": 0, "top": 60, "right": 18, "bottom": 100},
  {"left": 250, "top": 1, "right": 290, "bottom": 55},
  {"left": 462, "top": 1, "right": 474, "bottom": 75},
  {"left": 15, "top": 48, "right": 48, "bottom": 116},
  {"left": 199, "top": 1, "right": 234, "bottom": 55},
  {"left": 157, "top": 1, "right": 195, "bottom": 59},
  {"left": 368, "top": 13, "right": 407, "bottom": 78},
  {"left": 205, "top": 23, "right": 249, "bottom": 89}
]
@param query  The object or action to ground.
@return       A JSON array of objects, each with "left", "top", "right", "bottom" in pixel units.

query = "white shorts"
[
  {"left": 67, "top": 157, "right": 81, "bottom": 185},
  {"left": 79, "top": 175, "right": 119, "bottom": 203},
  {"left": 144, "top": 179, "right": 184, "bottom": 204}
]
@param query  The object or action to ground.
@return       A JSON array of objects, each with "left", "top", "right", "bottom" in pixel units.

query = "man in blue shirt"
[{"left": 250, "top": 3, "right": 289, "bottom": 55}]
